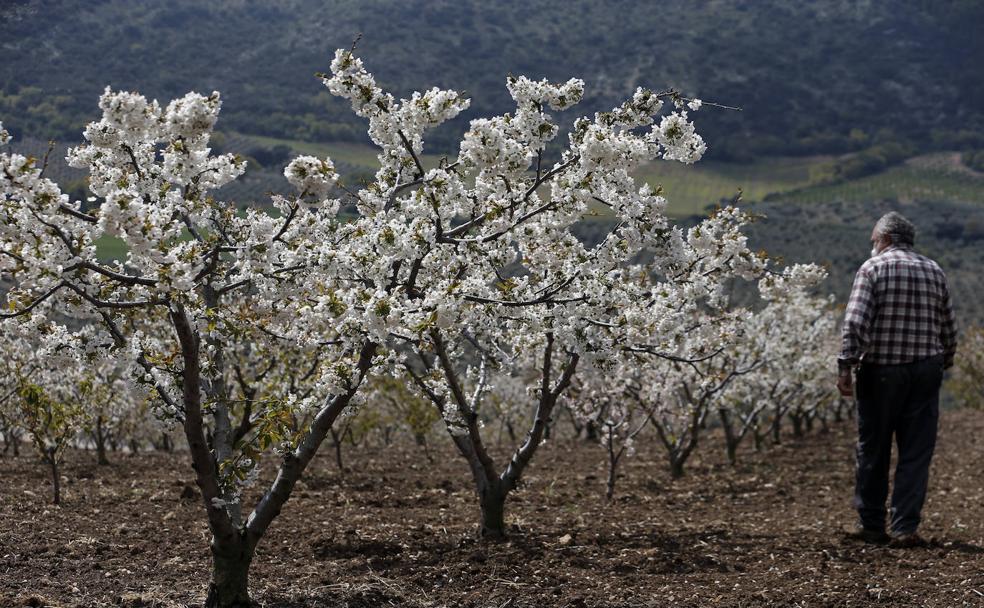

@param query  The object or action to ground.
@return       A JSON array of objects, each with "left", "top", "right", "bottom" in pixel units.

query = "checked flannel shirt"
[{"left": 838, "top": 244, "right": 958, "bottom": 369}]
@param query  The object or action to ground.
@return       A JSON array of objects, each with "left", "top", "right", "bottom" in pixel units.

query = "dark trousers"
[{"left": 854, "top": 354, "right": 943, "bottom": 535}]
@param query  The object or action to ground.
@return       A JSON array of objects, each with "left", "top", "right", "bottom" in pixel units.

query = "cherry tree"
[
  {"left": 567, "top": 353, "right": 651, "bottom": 499},
  {"left": 1, "top": 87, "right": 379, "bottom": 605},
  {"left": 365, "top": 375, "right": 441, "bottom": 459},
  {"left": 309, "top": 49, "right": 770, "bottom": 537},
  {"left": 951, "top": 326, "right": 983, "bottom": 409},
  {"left": 637, "top": 315, "right": 753, "bottom": 478},
  {"left": 715, "top": 268, "right": 834, "bottom": 462},
  {"left": 1, "top": 47, "right": 825, "bottom": 603},
  {"left": 0, "top": 403, "right": 23, "bottom": 457},
  {"left": 568, "top": 263, "right": 828, "bottom": 490},
  {"left": 0, "top": 316, "right": 103, "bottom": 503},
  {"left": 741, "top": 275, "right": 837, "bottom": 447}
]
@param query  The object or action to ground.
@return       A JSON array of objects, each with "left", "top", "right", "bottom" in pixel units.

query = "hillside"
[{"left": 2, "top": 0, "right": 983, "bottom": 159}]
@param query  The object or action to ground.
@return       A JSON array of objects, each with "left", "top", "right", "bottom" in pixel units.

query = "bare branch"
[
  {"left": 272, "top": 203, "right": 299, "bottom": 243},
  {"left": 0, "top": 281, "right": 68, "bottom": 319},
  {"left": 63, "top": 282, "right": 165, "bottom": 309},
  {"left": 64, "top": 260, "right": 157, "bottom": 286},
  {"left": 397, "top": 130, "right": 425, "bottom": 179},
  {"left": 57, "top": 203, "right": 99, "bottom": 223}
]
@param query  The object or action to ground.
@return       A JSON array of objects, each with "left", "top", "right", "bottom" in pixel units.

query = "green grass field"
[
  {"left": 776, "top": 162, "right": 984, "bottom": 206},
  {"left": 634, "top": 155, "right": 826, "bottom": 216},
  {"left": 93, "top": 237, "right": 127, "bottom": 261}
]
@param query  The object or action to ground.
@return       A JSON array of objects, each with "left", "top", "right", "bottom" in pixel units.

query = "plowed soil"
[{"left": 1, "top": 409, "right": 983, "bottom": 607}]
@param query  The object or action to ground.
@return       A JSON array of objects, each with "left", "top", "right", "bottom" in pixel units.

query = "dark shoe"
[
  {"left": 888, "top": 532, "right": 927, "bottom": 548},
  {"left": 844, "top": 525, "right": 890, "bottom": 545}
]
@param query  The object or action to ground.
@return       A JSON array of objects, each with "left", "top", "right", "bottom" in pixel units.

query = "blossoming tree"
[
  {"left": 0, "top": 317, "right": 95, "bottom": 503},
  {"left": 714, "top": 269, "right": 834, "bottom": 462},
  {"left": 304, "top": 49, "right": 783, "bottom": 537},
  {"left": 1, "top": 87, "right": 377, "bottom": 605},
  {"left": 951, "top": 326, "right": 983, "bottom": 409},
  {"left": 567, "top": 263, "right": 830, "bottom": 494},
  {"left": 0, "top": 47, "right": 823, "bottom": 604}
]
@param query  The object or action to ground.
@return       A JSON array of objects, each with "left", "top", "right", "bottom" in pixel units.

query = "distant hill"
[{"left": 2, "top": 0, "right": 983, "bottom": 160}]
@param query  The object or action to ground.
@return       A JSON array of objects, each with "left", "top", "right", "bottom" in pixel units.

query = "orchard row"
[{"left": 2, "top": 48, "right": 844, "bottom": 607}]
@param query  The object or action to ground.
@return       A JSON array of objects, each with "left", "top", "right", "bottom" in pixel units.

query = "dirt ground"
[{"left": 1, "top": 408, "right": 983, "bottom": 608}]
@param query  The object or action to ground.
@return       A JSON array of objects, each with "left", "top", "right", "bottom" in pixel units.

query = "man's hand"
[{"left": 837, "top": 369, "right": 854, "bottom": 398}]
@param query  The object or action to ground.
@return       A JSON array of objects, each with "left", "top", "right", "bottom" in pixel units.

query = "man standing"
[{"left": 837, "top": 211, "right": 957, "bottom": 547}]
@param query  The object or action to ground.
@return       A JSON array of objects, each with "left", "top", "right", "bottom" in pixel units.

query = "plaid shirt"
[{"left": 839, "top": 245, "right": 957, "bottom": 368}]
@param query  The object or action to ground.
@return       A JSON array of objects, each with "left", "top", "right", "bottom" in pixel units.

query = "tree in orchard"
[
  {"left": 950, "top": 326, "right": 983, "bottom": 410},
  {"left": 568, "top": 263, "right": 828, "bottom": 489},
  {"left": 571, "top": 312, "right": 755, "bottom": 495},
  {"left": 0, "top": 121, "right": 25, "bottom": 458},
  {"left": 0, "top": 403, "right": 23, "bottom": 457},
  {"left": 0, "top": 316, "right": 101, "bottom": 503},
  {"left": 0, "top": 89, "right": 383, "bottom": 605},
  {"left": 784, "top": 339, "right": 838, "bottom": 436},
  {"left": 567, "top": 352, "right": 653, "bottom": 500},
  {"left": 107, "top": 383, "right": 171, "bottom": 454},
  {"left": 736, "top": 273, "right": 838, "bottom": 447},
  {"left": 366, "top": 375, "right": 441, "bottom": 459},
  {"left": 715, "top": 268, "right": 834, "bottom": 463},
  {"left": 79, "top": 357, "right": 143, "bottom": 464},
  {"left": 306, "top": 49, "right": 783, "bottom": 537}
]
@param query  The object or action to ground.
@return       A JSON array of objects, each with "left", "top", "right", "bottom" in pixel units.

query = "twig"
[
  {"left": 38, "top": 140, "right": 55, "bottom": 179},
  {"left": 397, "top": 130, "right": 425, "bottom": 179}
]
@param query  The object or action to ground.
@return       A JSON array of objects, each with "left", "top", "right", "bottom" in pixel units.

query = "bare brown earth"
[{"left": 1, "top": 409, "right": 983, "bottom": 608}]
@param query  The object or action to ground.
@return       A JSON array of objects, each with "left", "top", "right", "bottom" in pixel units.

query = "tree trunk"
[
  {"left": 818, "top": 412, "right": 830, "bottom": 433},
  {"left": 2, "top": 430, "right": 19, "bottom": 457},
  {"left": 504, "top": 420, "right": 516, "bottom": 443},
  {"left": 790, "top": 413, "right": 804, "bottom": 438},
  {"left": 204, "top": 543, "right": 255, "bottom": 608},
  {"left": 771, "top": 414, "right": 782, "bottom": 445},
  {"left": 753, "top": 426, "right": 765, "bottom": 452},
  {"left": 719, "top": 409, "right": 739, "bottom": 466},
  {"left": 726, "top": 439, "right": 738, "bottom": 466},
  {"left": 479, "top": 484, "right": 506, "bottom": 540},
  {"left": 605, "top": 432, "right": 621, "bottom": 500},
  {"left": 95, "top": 415, "right": 110, "bottom": 466},
  {"left": 584, "top": 420, "right": 598, "bottom": 442},
  {"left": 605, "top": 456, "right": 618, "bottom": 501},
  {"left": 129, "top": 438, "right": 140, "bottom": 456},
  {"left": 415, "top": 434, "right": 434, "bottom": 463},
  {"left": 329, "top": 428, "right": 344, "bottom": 473},
  {"left": 151, "top": 432, "right": 172, "bottom": 452},
  {"left": 47, "top": 448, "right": 60, "bottom": 505},
  {"left": 669, "top": 456, "right": 685, "bottom": 479}
]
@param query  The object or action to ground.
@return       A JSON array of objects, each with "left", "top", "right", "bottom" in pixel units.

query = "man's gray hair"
[{"left": 874, "top": 211, "right": 916, "bottom": 246}]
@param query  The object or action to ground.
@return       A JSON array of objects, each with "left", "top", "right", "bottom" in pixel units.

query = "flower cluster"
[{"left": 284, "top": 155, "right": 337, "bottom": 200}]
